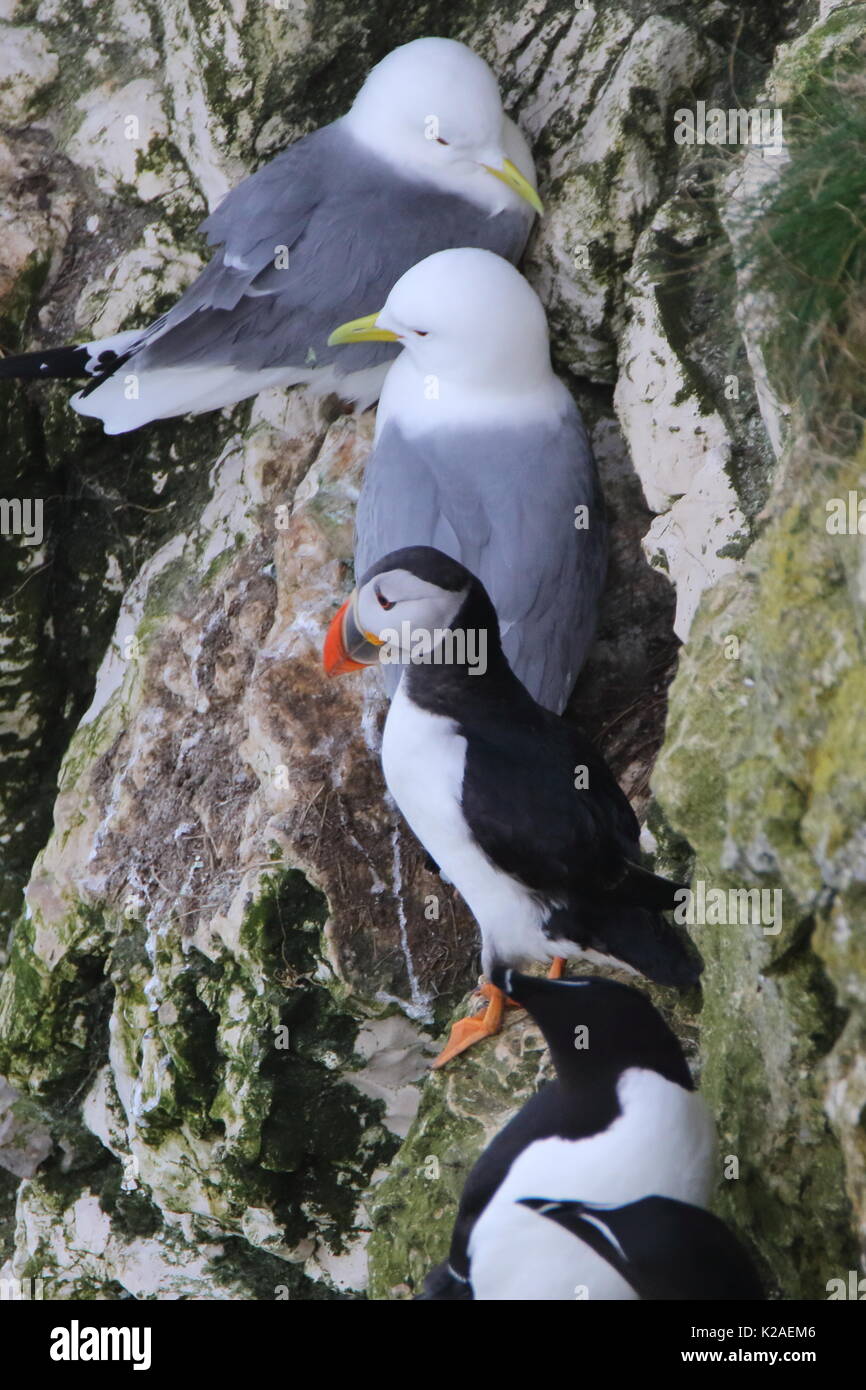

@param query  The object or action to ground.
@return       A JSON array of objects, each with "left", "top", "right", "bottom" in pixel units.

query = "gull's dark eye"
[
  {"left": 436, "top": 137, "right": 449, "bottom": 146},
  {"left": 375, "top": 583, "right": 395, "bottom": 610},
  {"left": 413, "top": 330, "right": 428, "bottom": 337}
]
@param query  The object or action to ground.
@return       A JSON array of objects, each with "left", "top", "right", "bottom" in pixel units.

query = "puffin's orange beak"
[{"left": 323, "top": 594, "right": 383, "bottom": 676}]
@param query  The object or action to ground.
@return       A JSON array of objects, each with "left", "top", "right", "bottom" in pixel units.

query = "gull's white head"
[
  {"left": 330, "top": 248, "right": 554, "bottom": 395},
  {"left": 343, "top": 37, "right": 541, "bottom": 217}
]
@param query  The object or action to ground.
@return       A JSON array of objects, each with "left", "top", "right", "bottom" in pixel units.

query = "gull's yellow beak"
[
  {"left": 327, "top": 312, "right": 400, "bottom": 347},
  {"left": 482, "top": 157, "right": 544, "bottom": 215}
]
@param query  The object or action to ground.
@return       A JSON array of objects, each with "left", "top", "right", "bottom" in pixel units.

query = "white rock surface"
[{"left": 0, "top": 25, "right": 58, "bottom": 122}]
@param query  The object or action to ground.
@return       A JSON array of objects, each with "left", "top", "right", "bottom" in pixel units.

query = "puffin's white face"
[
  {"left": 329, "top": 247, "right": 553, "bottom": 393},
  {"left": 343, "top": 37, "right": 541, "bottom": 215},
  {"left": 323, "top": 565, "right": 469, "bottom": 675},
  {"left": 356, "top": 567, "right": 467, "bottom": 659}
]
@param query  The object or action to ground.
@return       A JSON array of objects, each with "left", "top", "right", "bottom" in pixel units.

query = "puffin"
[
  {"left": 417, "top": 967, "right": 720, "bottom": 1301},
  {"left": 0, "top": 39, "right": 539, "bottom": 432},
  {"left": 328, "top": 247, "right": 606, "bottom": 713},
  {"left": 323, "top": 545, "right": 701, "bottom": 1066},
  {"left": 519, "top": 1196, "right": 765, "bottom": 1300}
]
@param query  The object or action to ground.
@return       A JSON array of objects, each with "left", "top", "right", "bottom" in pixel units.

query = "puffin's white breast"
[{"left": 382, "top": 684, "right": 554, "bottom": 967}]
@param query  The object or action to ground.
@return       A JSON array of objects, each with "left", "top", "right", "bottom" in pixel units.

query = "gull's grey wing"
[
  {"left": 130, "top": 125, "right": 532, "bottom": 378},
  {"left": 355, "top": 406, "right": 607, "bottom": 711},
  {"left": 354, "top": 435, "right": 457, "bottom": 698}
]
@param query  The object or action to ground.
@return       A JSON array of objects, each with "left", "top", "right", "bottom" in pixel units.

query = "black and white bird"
[
  {"left": 323, "top": 546, "right": 701, "bottom": 1066},
  {"left": 418, "top": 968, "right": 719, "bottom": 1300},
  {"left": 328, "top": 248, "right": 606, "bottom": 713},
  {"left": 519, "top": 1196, "right": 764, "bottom": 1301},
  {"left": 0, "top": 38, "right": 540, "bottom": 433}
]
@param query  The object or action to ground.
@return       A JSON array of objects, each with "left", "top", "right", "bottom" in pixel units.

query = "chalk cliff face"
[{"left": 1, "top": 0, "right": 864, "bottom": 1298}]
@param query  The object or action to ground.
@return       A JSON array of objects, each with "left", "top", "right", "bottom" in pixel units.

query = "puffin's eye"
[
  {"left": 375, "top": 583, "right": 395, "bottom": 610},
  {"left": 435, "top": 137, "right": 450, "bottom": 146}
]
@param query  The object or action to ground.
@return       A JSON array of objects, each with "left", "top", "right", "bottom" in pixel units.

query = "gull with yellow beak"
[
  {"left": 329, "top": 248, "right": 606, "bottom": 713},
  {"left": 0, "top": 38, "right": 541, "bottom": 433}
]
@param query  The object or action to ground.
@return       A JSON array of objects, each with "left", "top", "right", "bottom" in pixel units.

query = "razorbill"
[{"left": 418, "top": 968, "right": 718, "bottom": 1300}]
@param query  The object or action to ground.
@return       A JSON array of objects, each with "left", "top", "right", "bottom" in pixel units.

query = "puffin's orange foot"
[
  {"left": 431, "top": 1015, "right": 495, "bottom": 1069},
  {"left": 474, "top": 979, "right": 521, "bottom": 1009},
  {"left": 547, "top": 956, "right": 567, "bottom": 980},
  {"left": 431, "top": 983, "right": 507, "bottom": 1069}
]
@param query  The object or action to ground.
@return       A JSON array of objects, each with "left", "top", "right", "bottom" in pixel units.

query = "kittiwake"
[
  {"left": 328, "top": 248, "right": 606, "bottom": 712},
  {"left": 0, "top": 38, "right": 540, "bottom": 433}
]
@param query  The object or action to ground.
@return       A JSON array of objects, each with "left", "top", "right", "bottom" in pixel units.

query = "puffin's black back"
[{"left": 364, "top": 549, "right": 701, "bottom": 988}]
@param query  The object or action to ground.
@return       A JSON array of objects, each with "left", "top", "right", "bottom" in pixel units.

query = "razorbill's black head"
[
  {"left": 493, "top": 967, "right": 694, "bottom": 1093},
  {"left": 519, "top": 1196, "right": 765, "bottom": 1301}
]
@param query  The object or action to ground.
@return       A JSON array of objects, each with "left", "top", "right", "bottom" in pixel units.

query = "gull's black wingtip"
[{"left": 0, "top": 345, "right": 91, "bottom": 381}]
